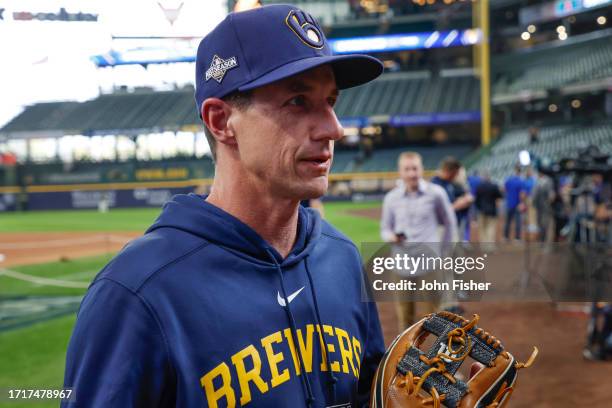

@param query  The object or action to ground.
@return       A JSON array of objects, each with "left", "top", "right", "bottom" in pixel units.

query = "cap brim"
[{"left": 237, "top": 54, "right": 383, "bottom": 92}]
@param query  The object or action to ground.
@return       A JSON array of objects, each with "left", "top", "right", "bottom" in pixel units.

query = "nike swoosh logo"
[{"left": 277, "top": 286, "right": 305, "bottom": 307}]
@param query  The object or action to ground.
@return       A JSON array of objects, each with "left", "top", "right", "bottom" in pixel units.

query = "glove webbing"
[
  {"left": 397, "top": 347, "right": 468, "bottom": 407},
  {"left": 396, "top": 313, "right": 505, "bottom": 408},
  {"left": 423, "top": 313, "right": 503, "bottom": 369}
]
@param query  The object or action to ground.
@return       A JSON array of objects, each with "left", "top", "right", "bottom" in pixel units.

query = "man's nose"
[{"left": 311, "top": 106, "right": 344, "bottom": 142}]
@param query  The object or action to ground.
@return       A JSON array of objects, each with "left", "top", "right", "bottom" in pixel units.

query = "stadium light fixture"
[
  {"left": 571, "top": 99, "right": 582, "bottom": 109},
  {"left": 597, "top": 16, "right": 607, "bottom": 25},
  {"left": 343, "top": 127, "right": 360, "bottom": 137},
  {"left": 548, "top": 104, "right": 558, "bottom": 113},
  {"left": 521, "top": 32, "right": 531, "bottom": 40},
  {"left": 519, "top": 150, "right": 531, "bottom": 166},
  {"left": 362, "top": 126, "right": 382, "bottom": 136},
  {"left": 558, "top": 31, "right": 568, "bottom": 40},
  {"left": 527, "top": 25, "right": 536, "bottom": 33},
  {"left": 556, "top": 25, "right": 566, "bottom": 34}
]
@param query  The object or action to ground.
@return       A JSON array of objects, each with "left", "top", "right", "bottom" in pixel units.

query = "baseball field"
[{"left": 0, "top": 201, "right": 610, "bottom": 407}]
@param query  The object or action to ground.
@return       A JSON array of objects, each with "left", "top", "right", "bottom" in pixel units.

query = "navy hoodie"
[{"left": 62, "top": 194, "right": 384, "bottom": 407}]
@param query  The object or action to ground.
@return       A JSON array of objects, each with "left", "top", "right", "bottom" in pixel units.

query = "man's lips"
[{"left": 299, "top": 154, "right": 332, "bottom": 171}]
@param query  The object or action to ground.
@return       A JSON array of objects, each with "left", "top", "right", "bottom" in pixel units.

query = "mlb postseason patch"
[{"left": 205, "top": 55, "right": 238, "bottom": 83}]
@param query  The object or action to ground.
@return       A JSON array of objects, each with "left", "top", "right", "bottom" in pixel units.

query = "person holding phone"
[{"left": 380, "top": 152, "right": 457, "bottom": 331}]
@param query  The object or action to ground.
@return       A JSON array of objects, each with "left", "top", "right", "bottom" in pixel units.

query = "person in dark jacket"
[
  {"left": 431, "top": 157, "right": 473, "bottom": 241},
  {"left": 62, "top": 5, "right": 385, "bottom": 407},
  {"left": 504, "top": 165, "right": 526, "bottom": 241},
  {"left": 475, "top": 172, "right": 503, "bottom": 244}
]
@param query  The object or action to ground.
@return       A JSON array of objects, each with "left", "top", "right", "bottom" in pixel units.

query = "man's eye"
[
  {"left": 328, "top": 97, "right": 337, "bottom": 107},
  {"left": 288, "top": 95, "right": 307, "bottom": 107}
]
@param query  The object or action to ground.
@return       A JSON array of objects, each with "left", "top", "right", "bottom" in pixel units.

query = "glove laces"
[
  {"left": 397, "top": 314, "right": 479, "bottom": 407},
  {"left": 396, "top": 313, "right": 539, "bottom": 408}
]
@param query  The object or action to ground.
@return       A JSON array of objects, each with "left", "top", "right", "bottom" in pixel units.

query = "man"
[
  {"left": 62, "top": 5, "right": 384, "bottom": 407},
  {"left": 380, "top": 152, "right": 457, "bottom": 330},
  {"left": 504, "top": 165, "right": 526, "bottom": 241},
  {"left": 523, "top": 166, "right": 538, "bottom": 238},
  {"left": 430, "top": 157, "right": 473, "bottom": 241},
  {"left": 474, "top": 171, "right": 503, "bottom": 245},
  {"left": 466, "top": 170, "right": 482, "bottom": 241},
  {"left": 531, "top": 168, "right": 554, "bottom": 243},
  {"left": 552, "top": 177, "right": 571, "bottom": 242},
  {"left": 467, "top": 170, "right": 482, "bottom": 197}
]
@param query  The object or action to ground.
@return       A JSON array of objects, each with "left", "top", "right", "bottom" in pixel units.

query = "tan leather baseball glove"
[{"left": 370, "top": 311, "right": 538, "bottom": 408}]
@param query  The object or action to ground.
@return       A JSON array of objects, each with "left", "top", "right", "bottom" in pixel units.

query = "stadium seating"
[
  {"left": 1, "top": 73, "right": 480, "bottom": 136},
  {"left": 493, "top": 34, "right": 612, "bottom": 94},
  {"left": 334, "top": 72, "right": 479, "bottom": 117},
  {"left": 332, "top": 145, "right": 475, "bottom": 173},
  {"left": 330, "top": 150, "right": 355, "bottom": 173},
  {"left": 1, "top": 90, "right": 200, "bottom": 135},
  {"left": 1, "top": 102, "right": 81, "bottom": 132},
  {"left": 470, "top": 122, "right": 612, "bottom": 182}
]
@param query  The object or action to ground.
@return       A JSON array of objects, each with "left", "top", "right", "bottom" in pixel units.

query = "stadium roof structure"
[{"left": 0, "top": 72, "right": 482, "bottom": 139}]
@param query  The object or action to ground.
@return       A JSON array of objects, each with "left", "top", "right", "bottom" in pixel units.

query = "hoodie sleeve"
[
  {"left": 355, "top": 300, "right": 385, "bottom": 407},
  {"left": 62, "top": 278, "right": 175, "bottom": 408}
]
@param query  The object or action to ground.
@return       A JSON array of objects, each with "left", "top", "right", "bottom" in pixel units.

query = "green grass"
[
  {"left": 0, "top": 254, "right": 114, "bottom": 297},
  {"left": 0, "top": 203, "right": 381, "bottom": 236},
  {"left": 0, "top": 208, "right": 161, "bottom": 232},
  {"left": 0, "top": 315, "right": 76, "bottom": 408},
  {"left": 0, "top": 202, "right": 381, "bottom": 400},
  {"left": 324, "top": 201, "right": 380, "bottom": 249}
]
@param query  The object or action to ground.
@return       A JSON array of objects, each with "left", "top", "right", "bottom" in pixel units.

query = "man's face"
[
  {"left": 399, "top": 156, "right": 423, "bottom": 190},
  {"left": 229, "top": 65, "right": 343, "bottom": 200},
  {"left": 442, "top": 168, "right": 458, "bottom": 181}
]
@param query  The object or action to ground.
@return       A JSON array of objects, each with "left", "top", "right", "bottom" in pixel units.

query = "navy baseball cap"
[{"left": 195, "top": 4, "right": 383, "bottom": 115}]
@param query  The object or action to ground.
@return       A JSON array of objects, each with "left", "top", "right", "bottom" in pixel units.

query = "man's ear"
[{"left": 201, "top": 98, "right": 237, "bottom": 147}]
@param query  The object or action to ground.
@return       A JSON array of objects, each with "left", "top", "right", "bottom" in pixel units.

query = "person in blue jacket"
[
  {"left": 62, "top": 4, "right": 385, "bottom": 408},
  {"left": 504, "top": 165, "right": 527, "bottom": 241}
]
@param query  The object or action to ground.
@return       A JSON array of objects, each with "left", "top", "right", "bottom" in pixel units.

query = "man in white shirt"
[{"left": 380, "top": 152, "right": 457, "bottom": 330}]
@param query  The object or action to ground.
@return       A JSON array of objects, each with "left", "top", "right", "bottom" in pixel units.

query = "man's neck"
[
  {"left": 404, "top": 180, "right": 421, "bottom": 193},
  {"left": 437, "top": 172, "right": 451, "bottom": 182},
  {"left": 206, "top": 168, "right": 299, "bottom": 259}
]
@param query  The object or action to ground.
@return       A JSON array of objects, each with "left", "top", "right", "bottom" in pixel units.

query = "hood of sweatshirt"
[{"left": 146, "top": 193, "right": 321, "bottom": 268}]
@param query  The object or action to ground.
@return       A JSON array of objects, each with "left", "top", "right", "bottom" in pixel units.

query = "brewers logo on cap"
[{"left": 285, "top": 10, "right": 324, "bottom": 49}]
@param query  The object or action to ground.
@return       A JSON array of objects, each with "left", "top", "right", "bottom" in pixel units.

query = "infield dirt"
[{"left": 0, "top": 232, "right": 140, "bottom": 267}]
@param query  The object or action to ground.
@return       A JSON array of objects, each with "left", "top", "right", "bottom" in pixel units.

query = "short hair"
[
  {"left": 398, "top": 151, "right": 423, "bottom": 166},
  {"left": 440, "top": 156, "right": 461, "bottom": 173},
  {"left": 202, "top": 90, "right": 252, "bottom": 162}
]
